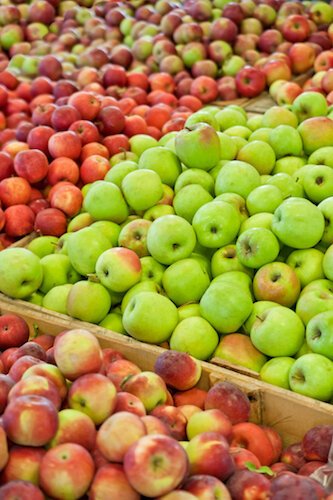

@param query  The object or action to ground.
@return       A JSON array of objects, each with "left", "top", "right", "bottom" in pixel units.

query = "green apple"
[
  {"left": 162, "top": 258, "right": 210, "bottom": 306},
  {"left": 95, "top": 247, "right": 141, "bottom": 293},
  {"left": 292, "top": 91, "right": 328, "bottom": 122},
  {"left": 54, "top": 233, "right": 70, "bottom": 255},
  {"left": 302, "top": 164, "right": 333, "bottom": 203},
  {"left": 67, "top": 280, "right": 111, "bottom": 323},
  {"left": 118, "top": 218, "right": 151, "bottom": 258},
  {"left": 122, "top": 291, "right": 178, "bottom": 343},
  {"left": 214, "top": 333, "right": 267, "bottom": 372},
  {"left": 323, "top": 244, "right": 333, "bottom": 280},
  {"left": 170, "top": 316, "right": 219, "bottom": 360},
  {"left": 175, "top": 123, "right": 221, "bottom": 171},
  {"left": 159, "top": 131, "right": 177, "bottom": 146},
  {"left": 236, "top": 227, "right": 280, "bottom": 269},
  {"left": 67, "top": 213, "right": 94, "bottom": 233},
  {"left": 83, "top": 181, "right": 128, "bottom": 223},
  {"left": 215, "top": 192, "right": 249, "bottom": 224},
  {"left": 246, "top": 114, "right": 263, "bottom": 131},
  {"left": 222, "top": 54, "right": 245, "bottom": 76},
  {"left": 143, "top": 205, "right": 175, "bottom": 221},
  {"left": 295, "top": 339, "right": 313, "bottom": 358},
  {"left": 0, "top": 248, "right": 43, "bottom": 299},
  {"left": 296, "top": 282, "right": 333, "bottom": 325},
  {"left": 27, "top": 236, "right": 58, "bottom": 258},
  {"left": 266, "top": 172, "right": 304, "bottom": 199},
  {"left": 208, "top": 160, "right": 228, "bottom": 181},
  {"left": 246, "top": 185, "right": 283, "bottom": 215},
  {"left": 215, "top": 160, "right": 261, "bottom": 199},
  {"left": 200, "top": 281, "right": 253, "bottom": 334},
  {"left": 249, "top": 127, "right": 271, "bottom": 143},
  {"left": 262, "top": 105, "right": 298, "bottom": 128},
  {"left": 215, "top": 108, "right": 247, "bottom": 131},
  {"left": 239, "top": 212, "right": 273, "bottom": 234},
  {"left": 99, "top": 312, "right": 126, "bottom": 335},
  {"left": 185, "top": 110, "right": 219, "bottom": 131},
  {"left": 242, "top": 300, "right": 280, "bottom": 335},
  {"left": 272, "top": 156, "right": 306, "bottom": 176},
  {"left": 110, "top": 151, "right": 138, "bottom": 166},
  {"left": 289, "top": 353, "right": 333, "bottom": 401},
  {"left": 26, "top": 291, "right": 44, "bottom": 306},
  {"left": 90, "top": 221, "right": 120, "bottom": 248},
  {"left": 67, "top": 227, "right": 111, "bottom": 276},
  {"left": 268, "top": 125, "right": 303, "bottom": 158},
  {"left": 173, "top": 184, "right": 213, "bottom": 223},
  {"left": 306, "top": 310, "right": 333, "bottom": 360},
  {"left": 309, "top": 1, "right": 333, "bottom": 24},
  {"left": 250, "top": 305, "right": 305, "bottom": 357},
  {"left": 121, "top": 168, "right": 163, "bottom": 212},
  {"left": 174, "top": 169, "right": 214, "bottom": 195},
  {"left": 217, "top": 132, "right": 238, "bottom": 161},
  {"left": 129, "top": 134, "right": 158, "bottom": 157},
  {"left": 298, "top": 116, "right": 333, "bottom": 155},
  {"left": 224, "top": 125, "right": 251, "bottom": 140},
  {"left": 318, "top": 197, "right": 333, "bottom": 247},
  {"left": 286, "top": 248, "right": 325, "bottom": 288},
  {"left": 272, "top": 197, "right": 325, "bottom": 249},
  {"left": 104, "top": 161, "right": 138, "bottom": 187},
  {"left": 147, "top": 214, "right": 196, "bottom": 265},
  {"left": 308, "top": 147, "right": 333, "bottom": 168},
  {"left": 237, "top": 141, "right": 276, "bottom": 175},
  {"left": 192, "top": 200, "right": 240, "bottom": 249},
  {"left": 138, "top": 146, "right": 181, "bottom": 187},
  {"left": 39, "top": 254, "right": 80, "bottom": 294},
  {"left": 177, "top": 303, "right": 201, "bottom": 321},
  {"left": 42, "top": 284, "right": 73, "bottom": 315},
  {"left": 140, "top": 256, "right": 165, "bottom": 285},
  {"left": 231, "top": 136, "right": 248, "bottom": 154},
  {"left": 211, "top": 244, "right": 251, "bottom": 278},
  {"left": 260, "top": 357, "right": 295, "bottom": 390},
  {"left": 121, "top": 280, "right": 162, "bottom": 314}
]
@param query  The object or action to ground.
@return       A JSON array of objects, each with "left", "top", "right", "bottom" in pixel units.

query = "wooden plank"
[
  {"left": 210, "top": 356, "right": 260, "bottom": 380},
  {"left": 211, "top": 97, "right": 250, "bottom": 108},
  {"left": 9, "top": 232, "right": 38, "bottom": 248}
]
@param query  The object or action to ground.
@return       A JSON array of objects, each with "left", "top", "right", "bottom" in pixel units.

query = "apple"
[
  {"left": 236, "top": 227, "right": 280, "bottom": 269},
  {"left": 138, "top": 146, "right": 181, "bottom": 188},
  {"left": 0, "top": 248, "right": 43, "bottom": 299},
  {"left": 298, "top": 117, "right": 333, "bottom": 155},
  {"left": 0, "top": 481, "right": 44, "bottom": 499},
  {"left": 268, "top": 125, "right": 303, "bottom": 159},
  {"left": 246, "top": 185, "right": 283, "bottom": 215},
  {"left": 215, "top": 160, "right": 261, "bottom": 199},
  {"left": 170, "top": 316, "right": 219, "bottom": 361},
  {"left": 67, "top": 280, "right": 111, "bottom": 324},
  {"left": 183, "top": 474, "right": 231, "bottom": 499},
  {"left": 292, "top": 91, "right": 328, "bottom": 122},
  {"left": 226, "top": 469, "right": 271, "bottom": 499},
  {"left": 8, "top": 375, "right": 61, "bottom": 410},
  {"left": 175, "top": 123, "right": 221, "bottom": 171},
  {"left": 253, "top": 261, "right": 301, "bottom": 307},
  {"left": 95, "top": 247, "right": 141, "bottom": 293},
  {"left": 66, "top": 226, "right": 110, "bottom": 276},
  {"left": 48, "top": 408, "right": 96, "bottom": 451},
  {"left": 0, "top": 314, "right": 29, "bottom": 350},
  {"left": 214, "top": 333, "right": 267, "bottom": 373},
  {"left": 90, "top": 463, "right": 140, "bottom": 500},
  {"left": 122, "top": 168, "right": 163, "bottom": 212},
  {"left": 296, "top": 280, "right": 333, "bottom": 325},
  {"left": 235, "top": 66, "right": 266, "bottom": 98},
  {"left": 260, "top": 357, "right": 296, "bottom": 389},
  {"left": 83, "top": 181, "right": 129, "bottom": 224},
  {"left": 122, "top": 371, "right": 168, "bottom": 412},
  {"left": 302, "top": 424, "right": 333, "bottom": 461},
  {"left": 237, "top": 140, "right": 276, "bottom": 175},
  {"left": 289, "top": 353, "right": 333, "bottom": 401},
  {"left": 154, "top": 350, "right": 201, "bottom": 391},
  {"left": 173, "top": 184, "right": 213, "bottom": 223},
  {"left": 306, "top": 310, "right": 333, "bottom": 360},
  {"left": 286, "top": 248, "right": 325, "bottom": 288}
]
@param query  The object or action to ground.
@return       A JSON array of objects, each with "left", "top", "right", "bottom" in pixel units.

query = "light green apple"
[
  {"left": 296, "top": 283, "right": 333, "bottom": 325},
  {"left": 67, "top": 227, "right": 111, "bottom": 276},
  {"left": 27, "top": 236, "right": 58, "bottom": 258},
  {"left": 261, "top": 106, "right": 298, "bottom": 128},
  {"left": 272, "top": 156, "right": 306, "bottom": 176},
  {"left": 302, "top": 164, "right": 333, "bottom": 204},
  {"left": 42, "top": 284, "right": 73, "bottom": 315},
  {"left": 177, "top": 303, "right": 201, "bottom": 321},
  {"left": 83, "top": 181, "right": 129, "bottom": 223},
  {"left": 286, "top": 248, "right": 325, "bottom": 288},
  {"left": 138, "top": 146, "right": 181, "bottom": 187},
  {"left": 239, "top": 212, "right": 273, "bottom": 234},
  {"left": 295, "top": 339, "right": 313, "bottom": 358},
  {"left": 272, "top": 197, "right": 325, "bottom": 249},
  {"left": 185, "top": 110, "right": 219, "bottom": 131},
  {"left": 260, "top": 357, "right": 295, "bottom": 390},
  {"left": 147, "top": 214, "right": 196, "bottom": 265},
  {"left": 121, "top": 168, "right": 163, "bottom": 212},
  {"left": 170, "top": 316, "right": 219, "bottom": 360},
  {"left": 67, "top": 213, "right": 94, "bottom": 233},
  {"left": 215, "top": 108, "right": 247, "bottom": 131},
  {"left": 95, "top": 247, "right": 141, "bottom": 293},
  {"left": 0, "top": 248, "right": 43, "bottom": 299},
  {"left": 250, "top": 305, "right": 305, "bottom": 357},
  {"left": 323, "top": 244, "right": 333, "bottom": 281},
  {"left": 213, "top": 333, "right": 267, "bottom": 372},
  {"left": 174, "top": 168, "right": 214, "bottom": 195},
  {"left": 54, "top": 233, "right": 70, "bottom": 255},
  {"left": 67, "top": 280, "right": 111, "bottom": 324},
  {"left": 200, "top": 281, "right": 253, "bottom": 334},
  {"left": 26, "top": 291, "right": 44, "bottom": 306},
  {"left": 292, "top": 91, "right": 328, "bottom": 122},
  {"left": 39, "top": 254, "right": 80, "bottom": 294},
  {"left": 306, "top": 310, "right": 333, "bottom": 360},
  {"left": 99, "top": 312, "right": 126, "bottom": 335},
  {"left": 104, "top": 161, "right": 138, "bottom": 187},
  {"left": 308, "top": 147, "right": 333, "bottom": 168},
  {"left": 215, "top": 192, "right": 249, "bottom": 224},
  {"left": 289, "top": 353, "right": 333, "bottom": 402},
  {"left": 129, "top": 134, "right": 158, "bottom": 157},
  {"left": 159, "top": 131, "right": 177, "bottom": 147},
  {"left": 140, "top": 256, "right": 165, "bottom": 285},
  {"left": 224, "top": 125, "right": 251, "bottom": 140},
  {"left": 249, "top": 127, "right": 271, "bottom": 143},
  {"left": 175, "top": 123, "right": 221, "bottom": 171},
  {"left": 222, "top": 54, "right": 245, "bottom": 76},
  {"left": 211, "top": 244, "right": 251, "bottom": 278},
  {"left": 110, "top": 151, "right": 138, "bottom": 167},
  {"left": 173, "top": 184, "right": 213, "bottom": 223},
  {"left": 318, "top": 197, "right": 333, "bottom": 247},
  {"left": 217, "top": 132, "right": 238, "bottom": 161},
  {"left": 266, "top": 172, "right": 304, "bottom": 199},
  {"left": 236, "top": 227, "right": 280, "bottom": 269},
  {"left": 90, "top": 221, "right": 121, "bottom": 248},
  {"left": 246, "top": 185, "right": 283, "bottom": 215},
  {"left": 237, "top": 141, "right": 276, "bottom": 175},
  {"left": 143, "top": 204, "right": 175, "bottom": 221},
  {"left": 268, "top": 125, "right": 303, "bottom": 158},
  {"left": 192, "top": 200, "right": 240, "bottom": 249},
  {"left": 215, "top": 160, "right": 261, "bottom": 199},
  {"left": 246, "top": 114, "right": 263, "bottom": 131},
  {"left": 121, "top": 280, "right": 162, "bottom": 314},
  {"left": 122, "top": 291, "right": 178, "bottom": 343},
  {"left": 242, "top": 300, "right": 280, "bottom": 335}
]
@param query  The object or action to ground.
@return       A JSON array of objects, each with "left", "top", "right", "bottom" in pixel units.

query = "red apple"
[
  {"left": 34, "top": 207, "right": 67, "bottom": 236},
  {"left": 48, "top": 130, "right": 82, "bottom": 160},
  {"left": 1, "top": 445, "right": 45, "bottom": 484},
  {"left": 0, "top": 314, "right": 29, "bottom": 350},
  {"left": 0, "top": 177, "right": 32, "bottom": 207},
  {"left": 0, "top": 480, "right": 44, "bottom": 499},
  {"left": 236, "top": 66, "right": 266, "bottom": 97}
]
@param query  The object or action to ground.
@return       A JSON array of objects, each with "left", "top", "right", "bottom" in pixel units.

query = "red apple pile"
[{"left": 0, "top": 314, "right": 331, "bottom": 499}]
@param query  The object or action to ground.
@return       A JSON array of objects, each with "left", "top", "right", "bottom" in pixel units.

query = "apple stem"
[{"left": 87, "top": 273, "right": 100, "bottom": 283}]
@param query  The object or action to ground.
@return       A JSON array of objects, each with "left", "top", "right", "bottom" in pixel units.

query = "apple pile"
[
  {"left": 2, "top": 94, "right": 333, "bottom": 402},
  {"left": 0, "top": 315, "right": 332, "bottom": 499}
]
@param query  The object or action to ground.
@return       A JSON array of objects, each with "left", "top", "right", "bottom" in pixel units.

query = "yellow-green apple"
[
  {"left": 140, "top": 256, "right": 165, "bottom": 285},
  {"left": 22, "top": 363, "right": 67, "bottom": 401},
  {"left": 309, "top": 147, "right": 333, "bottom": 168},
  {"left": 323, "top": 244, "right": 333, "bottom": 280},
  {"left": 141, "top": 415, "right": 171, "bottom": 437},
  {"left": 236, "top": 227, "right": 280, "bottom": 269},
  {"left": 144, "top": 205, "right": 175, "bottom": 221},
  {"left": 289, "top": 353, "right": 333, "bottom": 401},
  {"left": 39, "top": 254, "right": 79, "bottom": 294},
  {"left": 205, "top": 381, "right": 250, "bottom": 424},
  {"left": 298, "top": 117, "right": 333, "bottom": 155},
  {"left": 267, "top": 172, "right": 303, "bottom": 199},
  {"left": 186, "top": 431, "right": 234, "bottom": 480},
  {"left": 122, "top": 371, "right": 168, "bottom": 412},
  {"left": 162, "top": 258, "right": 210, "bottom": 306},
  {"left": 306, "top": 310, "right": 333, "bottom": 360},
  {"left": 105, "top": 359, "right": 141, "bottom": 392},
  {"left": 212, "top": 270, "right": 253, "bottom": 297},
  {"left": 222, "top": 55, "right": 246, "bottom": 77},
  {"left": 48, "top": 408, "right": 96, "bottom": 451},
  {"left": 89, "top": 463, "right": 140, "bottom": 500},
  {"left": 272, "top": 156, "right": 306, "bottom": 176},
  {"left": 150, "top": 405, "right": 187, "bottom": 441},
  {"left": 292, "top": 91, "right": 328, "bottom": 122},
  {"left": 120, "top": 280, "right": 162, "bottom": 314},
  {"left": 200, "top": 281, "right": 253, "bottom": 334},
  {"left": 118, "top": 219, "right": 152, "bottom": 257},
  {"left": 96, "top": 247, "right": 141, "bottom": 293},
  {"left": 122, "top": 169, "right": 163, "bottom": 212},
  {"left": 183, "top": 474, "right": 231, "bottom": 499},
  {"left": 272, "top": 197, "right": 325, "bottom": 249},
  {"left": 174, "top": 168, "right": 214, "bottom": 196},
  {"left": 302, "top": 165, "right": 333, "bottom": 204},
  {"left": 0, "top": 248, "right": 43, "bottom": 299},
  {"left": 213, "top": 333, "right": 267, "bottom": 373},
  {"left": 215, "top": 108, "right": 247, "bottom": 130},
  {"left": 114, "top": 392, "right": 146, "bottom": 417},
  {"left": 260, "top": 357, "right": 296, "bottom": 389},
  {"left": 185, "top": 111, "right": 220, "bottom": 131},
  {"left": 243, "top": 300, "right": 280, "bottom": 334},
  {"left": 296, "top": 281, "right": 333, "bottom": 325},
  {"left": 250, "top": 305, "right": 305, "bottom": 357},
  {"left": 67, "top": 213, "right": 94, "bottom": 233},
  {"left": 170, "top": 317, "right": 219, "bottom": 361},
  {"left": 42, "top": 283, "right": 73, "bottom": 315},
  {"left": 186, "top": 409, "right": 232, "bottom": 441},
  {"left": 39, "top": 443, "right": 95, "bottom": 499},
  {"left": 261, "top": 106, "right": 298, "bottom": 128},
  {"left": 217, "top": 132, "right": 238, "bottom": 161},
  {"left": 3, "top": 394, "right": 58, "bottom": 446},
  {"left": 286, "top": 248, "right": 325, "bottom": 288},
  {"left": 215, "top": 193, "right": 249, "bottom": 224},
  {"left": 124, "top": 434, "right": 189, "bottom": 497},
  {"left": 215, "top": 160, "right": 261, "bottom": 199},
  {"left": 211, "top": 244, "right": 251, "bottom": 278},
  {"left": 177, "top": 303, "right": 202, "bottom": 321},
  {"left": 192, "top": 200, "right": 240, "bottom": 249},
  {"left": 129, "top": 135, "right": 158, "bottom": 157},
  {"left": 246, "top": 185, "right": 283, "bottom": 215},
  {"left": 67, "top": 226, "right": 111, "bottom": 276},
  {"left": 8, "top": 375, "right": 61, "bottom": 410},
  {"left": 175, "top": 123, "right": 221, "bottom": 171},
  {"left": 154, "top": 350, "right": 202, "bottom": 391},
  {"left": 237, "top": 140, "right": 276, "bottom": 175},
  {"left": 147, "top": 214, "right": 196, "bottom": 265},
  {"left": 96, "top": 411, "right": 146, "bottom": 462},
  {"left": 99, "top": 312, "right": 126, "bottom": 335},
  {"left": 27, "top": 236, "right": 59, "bottom": 258},
  {"left": 83, "top": 180, "right": 129, "bottom": 223},
  {"left": 268, "top": 125, "right": 303, "bottom": 158},
  {"left": 68, "top": 373, "right": 117, "bottom": 425},
  {"left": 173, "top": 184, "right": 213, "bottom": 223},
  {"left": 53, "top": 329, "right": 103, "bottom": 381},
  {"left": 138, "top": 146, "right": 181, "bottom": 187},
  {"left": 104, "top": 160, "right": 138, "bottom": 187},
  {"left": 317, "top": 196, "right": 333, "bottom": 244},
  {"left": 66, "top": 280, "right": 111, "bottom": 324},
  {"left": 253, "top": 261, "right": 301, "bottom": 307}
]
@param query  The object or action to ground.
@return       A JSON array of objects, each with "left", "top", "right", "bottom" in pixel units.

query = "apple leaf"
[{"left": 245, "top": 461, "right": 275, "bottom": 476}]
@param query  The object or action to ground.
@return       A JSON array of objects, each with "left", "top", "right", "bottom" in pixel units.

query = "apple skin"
[
  {"left": 90, "top": 463, "right": 140, "bottom": 500},
  {"left": 138, "top": 146, "right": 182, "bottom": 187},
  {"left": 1, "top": 445, "right": 45, "bottom": 484},
  {"left": 123, "top": 434, "right": 189, "bottom": 498},
  {"left": 253, "top": 261, "right": 301, "bottom": 308},
  {"left": 236, "top": 227, "right": 280, "bottom": 269},
  {"left": 67, "top": 226, "right": 111, "bottom": 276},
  {"left": 289, "top": 353, "right": 333, "bottom": 401},
  {"left": 0, "top": 248, "right": 43, "bottom": 299},
  {"left": 260, "top": 357, "right": 296, "bottom": 390},
  {"left": 215, "top": 160, "right": 261, "bottom": 199},
  {"left": 66, "top": 280, "right": 112, "bottom": 324},
  {"left": 0, "top": 314, "right": 29, "bottom": 350},
  {"left": 175, "top": 123, "right": 221, "bottom": 171},
  {"left": 298, "top": 117, "right": 333, "bottom": 155},
  {"left": 170, "top": 316, "right": 219, "bottom": 361},
  {"left": 22, "top": 363, "right": 67, "bottom": 401},
  {"left": 287, "top": 248, "right": 325, "bottom": 288},
  {"left": 8, "top": 375, "right": 62, "bottom": 410}
]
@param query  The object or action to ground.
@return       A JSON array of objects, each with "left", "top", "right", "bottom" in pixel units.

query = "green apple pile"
[{"left": 1, "top": 91, "right": 333, "bottom": 402}]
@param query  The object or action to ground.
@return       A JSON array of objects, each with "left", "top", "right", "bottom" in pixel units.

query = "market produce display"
[{"left": 0, "top": 314, "right": 332, "bottom": 499}]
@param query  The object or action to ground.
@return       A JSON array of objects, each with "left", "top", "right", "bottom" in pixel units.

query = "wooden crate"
[
  {"left": 9, "top": 232, "right": 37, "bottom": 249},
  {"left": 0, "top": 293, "right": 332, "bottom": 446}
]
